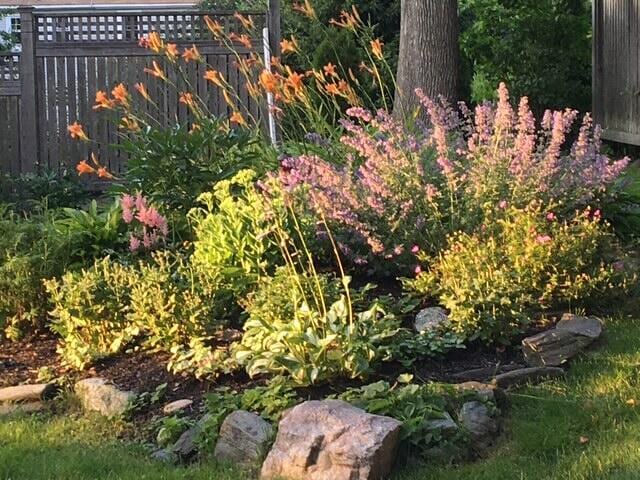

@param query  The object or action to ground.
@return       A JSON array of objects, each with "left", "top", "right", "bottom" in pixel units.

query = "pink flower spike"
[
  {"left": 594, "top": 209, "right": 601, "bottom": 218},
  {"left": 129, "top": 234, "right": 141, "bottom": 252},
  {"left": 414, "top": 265, "right": 422, "bottom": 275},
  {"left": 411, "top": 245, "right": 420, "bottom": 254},
  {"left": 546, "top": 212, "right": 556, "bottom": 222},
  {"left": 121, "top": 194, "right": 135, "bottom": 211}
]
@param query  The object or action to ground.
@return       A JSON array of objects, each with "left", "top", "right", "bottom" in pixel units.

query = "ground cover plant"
[{"left": 1, "top": 3, "right": 639, "bottom": 479}]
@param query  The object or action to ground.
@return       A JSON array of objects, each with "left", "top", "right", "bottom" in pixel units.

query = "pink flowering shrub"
[
  {"left": 121, "top": 193, "right": 169, "bottom": 253},
  {"left": 280, "top": 84, "right": 629, "bottom": 276},
  {"left": 406, "top": 203, "right": 627, "bottom": 342}
]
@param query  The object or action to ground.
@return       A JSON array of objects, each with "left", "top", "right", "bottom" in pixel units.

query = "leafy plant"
[
  {"left": 406, "top": 204, "right": 630, "bottom": 343},
  {"left": 116, "top": 118, "right": 271, "bottom": 214}
]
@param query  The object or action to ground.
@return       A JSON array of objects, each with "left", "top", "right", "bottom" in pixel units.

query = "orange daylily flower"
[
  {"left": 370, "top": 39, "right": 384, "bottom": 60},
  {"left": 93, "top": 90, "right": 114, "bottom": 110},
  {"left": 182, "top": 45, "right": 201, "bottom": 63},
  {"left": 97, "top": 167, "right": 112, "bottom": 179},
  {"left": 234, "top": 12, "right": 255, "bottom": 31},
  {"left": 134, "top": 82, "right": 151, "bottom": 101},
  {"left": 179, "top": 92, "right": 195, "bottom": 107},
  {"left": 204, "top": 16, "right": 224, "bottom": 37},
  {"left": 280, "top": 37, "right": 298, "bottom": 54},
  {"left": 285, "top": 70, "right": 305, "bottom": 92},
  {"left": 67, "top": 121, "right": 88, "bottom": 141},
  {"left": 330, "top": 8, "right": 361, "bottom": 31},
  {"left": 147, "top": 31, "right": 164, "bottom": 53},
  {"left": 259, "top": 69, "right": 280, "bottom": 94},
  {"left": 165, "top": 43, "right": 179, "bottom": 60},
  {"left": 111, "top": 83, "right": 130, "bottom": 108},
  {"left": 204, "top": 70, "right": 225, "bottom": 88},
  {"left": 144, "top": 61, "right": 167, "bottom": 81},
  {"left": 120, "top": 116, "right": 141, "bottom": 132},
  {"left": 323, "top": 63, "right": 337, "bottom": 77},
  {"left": 190, "top": 123, "right": 202, "bottom": 133},
  {"left": 359, "top": 61, "right": 374, "bottom": 74},
  {"left": 76, "top": 159, "right": 94, "bottom": 175},
  {"left": 292, "top": 0, "right": 316, "bottom": 19},
  {"left": 230, "top": 111, "right": 247, "bottom": 127},
  {"left": 229, "top": 33, "right": 252, "bottom": 49},
  {"left": 325, "top": 83, "right": 341, "bottom": 96}
]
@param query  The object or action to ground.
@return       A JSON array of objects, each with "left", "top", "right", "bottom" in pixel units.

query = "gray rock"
[
  {"left": 0, "top": 401, "right": 44, "bottom": 416},
  {"left": 459, "top": 401, "right": 498, "bottom": 451},
  {"left": 214, "top": 410, "right": 273, "bottom": 468},
  {"left": 451, "top": 364, "right": 523, "bottom": 383},
  {"left": 415, "top": 307, "right": 449, "bottom": 333},
  {"left": 425, "top": 411, "right": 458, "bottom": 434},
  {"left": 493, "top": 367, "right": 564, "bottom": 389},
  {"left": 74, "top": 378, "right": 136, "bottom": 417},
  {"left": 261, "top": 399, "right": 402, "bottom": 480},
  {"left": 162, "top": 399, "right": 193, "bottom": 415},
  {"left": 0, "top": 384, "right": 56, "bottom": 403},
  {"left": 171, "top": 413, "right": 212, "bottom": 460},
  {"left": 556, "top": 314, "right": 603, "bottom": 339},
  {"left": 522, "top": 315, "right": 603, "bottom": 367},
  {"left": 150, "top": 448, "right": 177, "bottom": 464}
]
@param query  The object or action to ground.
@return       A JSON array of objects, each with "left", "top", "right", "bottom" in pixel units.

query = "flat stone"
[
  {"left": 556, "top": 314, "right": 603, "bottom": 339},
  {"left": 163, "top": 399, "right": 193, "bottom": 415},
  {"left": 74, "top": 378, "right": 136, "bottom": 417},
  {"left": 522, "top": 330, "right": 594, "bottom": 367},
  {"left": 214, "top": 410, "right": 273, "bottom": 468},
  {"left": 415, "top": 307, "right": 449, "bottom": 333},
  {"left": 0, "top": 384, "right": 56, "bottom": 403},
  {"left": 150, "top": 448, "right": 177, "bottom": 464},
  {"left": 493, "top": 367, "right": 564, "bottom": 389},
  {"left": 171, "top": 413, "right": 212, "bottom": 460},
  {"left": 261, "top": 400, "right": 402, "bottom": 480},
  {"left": 0, "top": 401, "right": 44, "bottom": 415},
  {"left": 451, "top": 364, "right": 523, "bottom": 382},
  {"left": 425, "top": 411, "right": 458, "bottom": 434},
  {"left": 459, "top": 401, "right": 498, "bottom": 451}
]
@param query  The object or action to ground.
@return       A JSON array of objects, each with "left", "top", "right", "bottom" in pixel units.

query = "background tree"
[{"left": 393, "top": 0, "right": 459, "bottom": 118}]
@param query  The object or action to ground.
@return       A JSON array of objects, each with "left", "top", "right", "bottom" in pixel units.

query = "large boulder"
[
  {"left": 414, "top": 307, "right": 449, "bottom": 333},
  {"left": 214, "top": 410, "right": 273, "bottom": 468},
  {"left": 522, "top": 314, "right": 603, "bottom": 367},
  {"left": 74, "top": 378, "right": 135, "bottom": 417},
  {"left": 458, "top": 401, "right": 498, "bottom": 451},
  {"left": 261, "top": 400, "right": 402, "bottom": 480}
]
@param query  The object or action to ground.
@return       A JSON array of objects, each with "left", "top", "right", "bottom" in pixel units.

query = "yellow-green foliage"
[{"left": 407, "top": 204, "right": 627, "bottom": 343}]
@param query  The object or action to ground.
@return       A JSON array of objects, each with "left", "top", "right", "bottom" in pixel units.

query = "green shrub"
[
  {"left": 46, "top": 257, "right": 136, "bottom": 368},
  {"left": 189, "top": 169, "right": 283, "bottom": 302},
  {"left": 406, "top": 204, "right": 627, "bottom": 343},
  {"left": 117, "top": 118, "right": 273, "bottom": 214}
]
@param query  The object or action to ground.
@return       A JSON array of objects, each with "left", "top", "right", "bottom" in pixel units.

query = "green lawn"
[{"left": 2, "top": 315, "right": 640, "bottom": 480}]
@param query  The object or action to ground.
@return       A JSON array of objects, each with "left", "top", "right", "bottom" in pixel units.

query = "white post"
[{"left": 263, "top": 26, "right": 277, "bottom": 146}]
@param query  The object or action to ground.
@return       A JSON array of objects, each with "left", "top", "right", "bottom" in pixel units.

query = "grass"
[{"left": 2, "top": 314, "right": 640, "bottom": 480}]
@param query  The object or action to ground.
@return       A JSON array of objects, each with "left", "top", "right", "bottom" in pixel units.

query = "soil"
[{"left": 1, "top": 327, "right": 530, "bottom": 414}]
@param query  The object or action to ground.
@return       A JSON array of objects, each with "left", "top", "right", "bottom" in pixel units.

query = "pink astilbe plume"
[{"left": 121, "top": 193, "right": 169, "bottom": 252}]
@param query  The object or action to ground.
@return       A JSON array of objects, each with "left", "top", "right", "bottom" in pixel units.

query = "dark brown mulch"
[{"left": 1, "top": 327, "right": 532, "bottom": 421}]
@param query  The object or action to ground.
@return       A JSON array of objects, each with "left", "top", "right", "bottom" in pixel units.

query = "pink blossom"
[
  {"left": 129, "top": 234, "right": 141, "bottom": 252},
  {"left": 411, "top": 245, "right": 420, "bottom": 254},
  {"left": 546, "top": 212, "right": 556, "bottom": 222},
  {"left": 498, "top": 200, "right": 508, "bottom": 210},
  {"left": 535, "top": 235, "right": 552, "bottom": 245},
  {"left": 414, "top": 265, "right": 422, "bottom": 275}
]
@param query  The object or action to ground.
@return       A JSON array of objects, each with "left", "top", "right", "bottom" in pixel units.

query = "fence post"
[
  {"left": 267, "top": 0, "right": 281, "bottom": 57},
  {"left": 18, "top": 6, "right": 38, "bottom": 173}
]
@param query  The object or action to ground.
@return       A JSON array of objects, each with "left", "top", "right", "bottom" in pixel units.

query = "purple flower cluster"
[{"left": 280, "top": 84, "right": 629, "bottom": 274}]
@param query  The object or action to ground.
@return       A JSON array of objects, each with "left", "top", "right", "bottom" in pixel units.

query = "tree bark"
[{"left": 393, "top": 0, "right": 459, "bottom": 120}]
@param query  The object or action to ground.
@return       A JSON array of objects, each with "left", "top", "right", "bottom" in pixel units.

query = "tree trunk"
[{"left": 393, "top": 0, "right": 459, "bottom": 120}]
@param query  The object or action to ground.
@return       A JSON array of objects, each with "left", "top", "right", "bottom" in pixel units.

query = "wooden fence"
[
  {"left": 593, "top": 0, "right": 640, "bottom": 145},
  {"left": 0, "top": 4, "right": 280, "bottom": 175}
]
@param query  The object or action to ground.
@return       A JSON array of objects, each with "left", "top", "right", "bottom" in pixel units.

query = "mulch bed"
[{"left": 1, "top": 329, "right": 529, "bottom": 410}]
